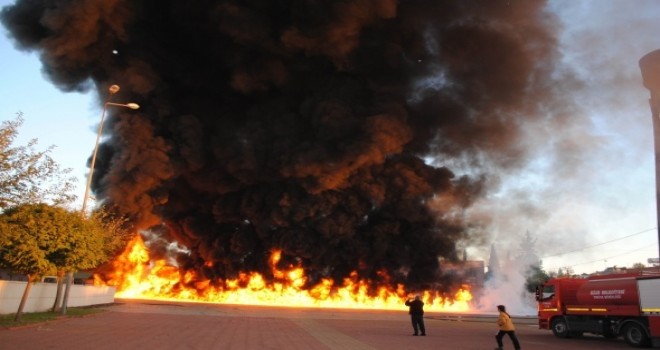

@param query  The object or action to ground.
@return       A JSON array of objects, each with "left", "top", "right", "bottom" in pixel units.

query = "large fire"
[{"left": 96, "top": 235, "right": 473, "bottom": 311}]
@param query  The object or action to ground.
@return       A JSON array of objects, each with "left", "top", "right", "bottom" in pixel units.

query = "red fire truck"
[{"left": 535, "top": 273, "right": 660, "bottom": 348}]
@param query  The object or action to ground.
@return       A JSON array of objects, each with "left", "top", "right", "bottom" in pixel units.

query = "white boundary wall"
[{"left": 0, "top": 280, "right": 115, "bottom": 314}]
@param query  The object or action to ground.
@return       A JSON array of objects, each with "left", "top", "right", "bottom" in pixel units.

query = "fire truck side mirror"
[{"left": 535, "top": 286, "right": 542, "bottom": 301}]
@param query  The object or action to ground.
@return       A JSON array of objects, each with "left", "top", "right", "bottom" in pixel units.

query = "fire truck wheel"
[
  {"left": 551, "top": 318, "right": 570, "bottom": 338},
  {"left": 623, "top": 323, "right": 651, "bottom": 348}
]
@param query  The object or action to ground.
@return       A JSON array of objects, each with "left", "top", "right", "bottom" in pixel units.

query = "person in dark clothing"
[{"left": 405, "top": 295, "right": 426, "bottom": 336}]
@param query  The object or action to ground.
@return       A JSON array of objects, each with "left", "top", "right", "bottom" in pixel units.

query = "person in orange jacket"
[{"left": 495, "top": 304, "right": 521, "bottom": 350}]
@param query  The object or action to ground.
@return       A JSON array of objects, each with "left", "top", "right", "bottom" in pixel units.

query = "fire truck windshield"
[{"left": 541, "top": 285, "right": 555, "bottom": 300}]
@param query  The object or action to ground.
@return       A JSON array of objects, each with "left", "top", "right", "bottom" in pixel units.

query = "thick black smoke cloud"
[{"left": 2, "top": 0, "right": 562, "bottom": 291}]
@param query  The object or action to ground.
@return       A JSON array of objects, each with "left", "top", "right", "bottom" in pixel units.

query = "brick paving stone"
[{"left": 0, "top": 300, "right": 635, "bottom": 350}]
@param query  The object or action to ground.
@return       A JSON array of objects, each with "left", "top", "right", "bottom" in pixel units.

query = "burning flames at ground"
[{"left": 96, "top": 235, "right": 473, "bottom": 312}]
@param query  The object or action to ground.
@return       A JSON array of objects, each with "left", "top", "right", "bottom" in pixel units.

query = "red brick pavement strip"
[
  {"left": 1, "top": 311, "right": 329, "bottom": 350},
  {"left": 0, "top": 300, "right": 635, "bottom": 350}
]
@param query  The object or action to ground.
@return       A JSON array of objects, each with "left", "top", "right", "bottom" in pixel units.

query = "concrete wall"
[{"left": 0, "top": 280, "right": 115, "bottom": 314}]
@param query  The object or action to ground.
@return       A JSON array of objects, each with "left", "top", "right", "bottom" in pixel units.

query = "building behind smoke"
[
  {"left": 446, "top": 260, "right": 485, "bottom": 288},
  {"left": 441, "top": 252, "right": 486, "bottom": 295}
]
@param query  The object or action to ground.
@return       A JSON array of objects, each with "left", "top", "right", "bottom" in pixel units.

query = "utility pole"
[{"left": 639, "top": 49, "right": 660, "bottom": 262}]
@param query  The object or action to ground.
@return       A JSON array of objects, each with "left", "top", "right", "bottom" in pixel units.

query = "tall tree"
[
  {"left": 57, "top": 207, "right": 130, "bottom": 313},
  {"left": 486, "top": 244, "right": 500, "bottom": 280},
  {"left": 518, "top": 231, "right": 540, "bottom": 269},
  {"left": 518, "top": 230, "right": 545, "bottom": 293},
  {"left": 0, "top": 204, "right": 62, "bottom": 321},
  {"left": 0, "top": 114, "right": 77, "bottom": 210}
]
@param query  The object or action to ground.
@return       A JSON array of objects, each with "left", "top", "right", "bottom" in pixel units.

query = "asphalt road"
[{"left": 0, "top": 299, "right": 649, "bottom": 349}]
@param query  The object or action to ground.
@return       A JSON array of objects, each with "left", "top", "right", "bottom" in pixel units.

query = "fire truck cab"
[{"left": 536, "top": 273, "right": 660, "bottom": 348}]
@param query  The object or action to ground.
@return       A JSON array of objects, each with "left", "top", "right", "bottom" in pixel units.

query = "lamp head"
[
  {"left": 108, "top": 85, "right": 120, "bottom": 94},
  {"left": 640, "top": 50, "right": 660, "bottom": 93},
  {"left": 126, "top": 103, "right": 140, "bottom": 110}
]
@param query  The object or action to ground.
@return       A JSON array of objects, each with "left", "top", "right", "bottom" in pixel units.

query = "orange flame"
[{"left": 96, "top": 235, "right": 473, "bottom": 311}]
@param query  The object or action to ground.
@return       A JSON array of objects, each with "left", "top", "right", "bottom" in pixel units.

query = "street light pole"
[
  {"left": 639, "top": 49, "right": 660, "bottom": 262},
  {"left": 61, "top": 84, "right": 139, "bottom": 315},
  {"left": 80, "top": 85, "right": 140, "bottom": 214}
]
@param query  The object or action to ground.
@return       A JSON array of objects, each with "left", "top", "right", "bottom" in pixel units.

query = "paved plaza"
[{"left": 0, "top": 299, "right": 639, "bottom": 349}]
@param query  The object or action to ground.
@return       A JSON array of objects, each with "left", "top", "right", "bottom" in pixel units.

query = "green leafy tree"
[
  {"left": 632, "top": 262, "right": 646, "bottom": 270},
  {"left": 0, "top": 204, "right": 63, "bottom": 321},
  {"left": 524, "top": 265, "right": 550, "bottom": 293},
  {"left": 56, "top": 207, "right": 131, "bottom": 313},
  {"left": 0, "top": 203, "right": 128, "bottom": 320},
  {"left": 0, "top": 114, "right": 77, "bottom": 210}
]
